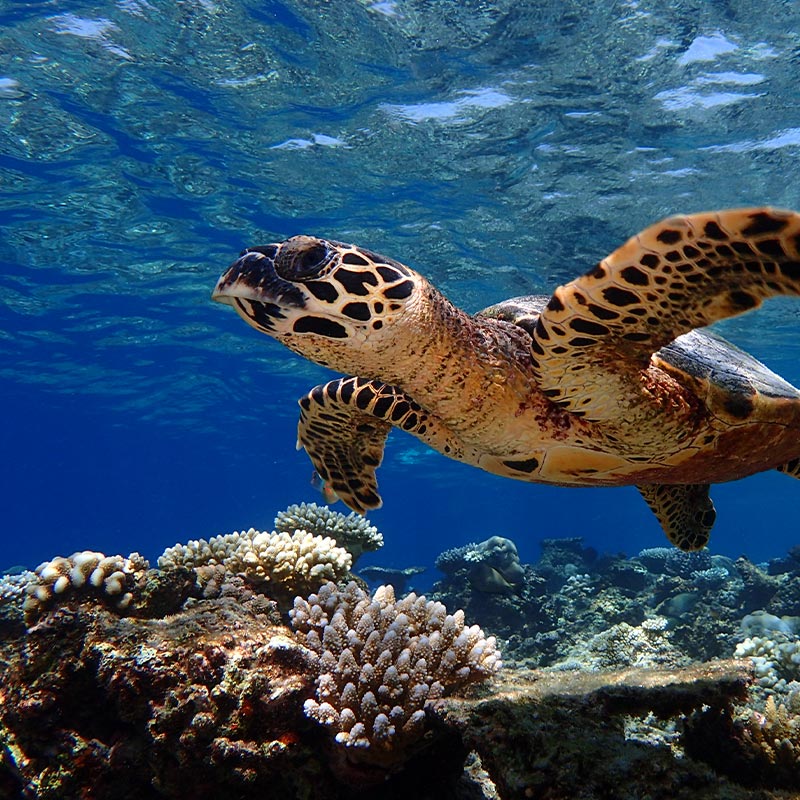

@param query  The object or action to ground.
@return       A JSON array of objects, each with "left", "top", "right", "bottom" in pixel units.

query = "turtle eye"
[{"left": 274, "top": 236, "right": 332, "bottom": 281}]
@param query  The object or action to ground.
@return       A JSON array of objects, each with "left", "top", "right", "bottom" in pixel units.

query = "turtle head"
[{"left": 212, "top": 236, "right": 426, "bottom": 372}]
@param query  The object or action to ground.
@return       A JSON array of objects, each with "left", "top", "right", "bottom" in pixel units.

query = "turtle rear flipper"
[
  {"left": 532, "top": 208, "right": 800, "bottom": 422},
  {"left": 778, "top": 458, "right": 800, "bottom": 479},
  {"left": 296, "top": 377, "right": 471, "bottom": 514},
  {"left": 637, "top": 483, "right": 716, "bottom": 551}
]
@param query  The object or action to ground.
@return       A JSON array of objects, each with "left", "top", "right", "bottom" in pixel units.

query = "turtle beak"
[
  {"left": 211, "top": 251, "right": 262, "bottom": 306},
  {"left": 211, "top": 286, "right": 235, "bottom": 306},
  {"left": 212, "top": 248, "right": 307, "bottom": 310}
]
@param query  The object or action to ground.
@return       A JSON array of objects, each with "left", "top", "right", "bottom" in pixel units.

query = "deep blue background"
[{"left": 1, "top": 0, "right": 799, "bottom": 578}]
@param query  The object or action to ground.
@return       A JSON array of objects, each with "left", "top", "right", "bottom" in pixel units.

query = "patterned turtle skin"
[{"left": 212, "top": 209, "right": 800, "bottom": 551}]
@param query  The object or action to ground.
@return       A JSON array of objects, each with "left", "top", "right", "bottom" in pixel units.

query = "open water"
[{"left": 1, "top": 0, "right": 799, "bottom": 579}]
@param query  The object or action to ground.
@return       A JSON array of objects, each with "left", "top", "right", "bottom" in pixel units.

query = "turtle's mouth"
[{"left": 212, "top": 248, "right": 307, "bottom": 333}]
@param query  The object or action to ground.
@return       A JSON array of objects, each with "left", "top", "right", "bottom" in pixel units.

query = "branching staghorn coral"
[
  {"left": 738, "top": 692, "right": 800, "bottom": 785},
  {"left": 158, "top": 527, "right": 352, "bottom": 596},
  {"left": 289, "top": 581, "right": 501, "bottom": 768},
  {"left": 22, "top": 551, "right": 149, "bottom": 620},
  {"left": 274, "top": 502, "right": 383, "bottom": 564}
]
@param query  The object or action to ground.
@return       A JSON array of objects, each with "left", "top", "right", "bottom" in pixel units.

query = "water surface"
[{"left": 2, "top": 0, "right": 799, "bottom": 572}]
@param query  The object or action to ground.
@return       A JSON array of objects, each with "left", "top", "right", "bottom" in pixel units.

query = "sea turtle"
[{"left": 212, "top": 208, "right": 800, "bottom": 551}]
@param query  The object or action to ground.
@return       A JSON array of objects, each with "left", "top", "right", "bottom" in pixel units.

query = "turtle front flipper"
[
  {"left": 296, "top": 377, "right": 470, "bottom": 514},
  {"left": 637, "top": 484, "right": 716, "bottom": 551},
  {"left": 532, "top": 208, "right": 800, "bottom": 421}
]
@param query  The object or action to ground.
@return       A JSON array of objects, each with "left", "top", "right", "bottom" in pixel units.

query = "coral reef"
[
  {"left": 431, "top": 533, "right": 800, "bottom": 669},
  {"left": 22, "top": 551, "right": 149, "bottom": 621},
  {"left": 431, "top": 660, "right": 765, "bottom": 800},
  {"left": 274, "top": 502, "right": 384, "bottom": 565},
  {"left": 158, "top": 527, "right": 352, "bottom": 599},
  {"left": 636, "top": 547, "right": 712, "bottom": 578},
  {"left": 683, "top": 687, "right": 800, "bottom": 791},
  {"left": 432, "top": 537, "right": 645, "bottom": 667},
  {"left": 0, "top": 570, "right": 36, "bottom": 602},
  {"left": 534, "top": 537, "right": 598, "bottom": 586},
  {"left": 556, "top": 617, "right": 689, "bottom": 671},
  {"left": 290, "top": 581, "right": 501, "bottom": 775},
  {"left": 4, "top": 580, "right": 793, "bottom": 800},
  {"left": 0, "top": 571, "right": 34, "bottom": 636},
  {"left": 0, "top": 596, "right": 327, "bottom": 799},
  {"left": 435, "top": 537, "right": 524, "bottom": 594},
  {"left": 734, "top": 633, "right": 800, "bottom": 693},
  {"left": 6, "top": 522, "right": 800, "bottom": 798},
  {"left": 357, "top": 565, "right": 425, "bottom": 594},
  {"left": 768, "top": 545, "right": 800, "bottom": 577},
  {"left": 434, "top": 542, "right": 479, "bottom": 575},
  {"left": 6, "top": 529, "right": 800, "bottom": 798},
  {"left": 427, "top": 533, "right": 800, "bottom": 795},
  {"left": 439, "top": 644, "right": 779, "bottom": 798},
  {"left": 738, "top": 692, "right": 800, "bottom": 786}
]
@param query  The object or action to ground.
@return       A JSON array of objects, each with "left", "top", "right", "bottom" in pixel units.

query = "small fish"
[{"left": 311, "top": 471, "right": 339, "bottom": 505}]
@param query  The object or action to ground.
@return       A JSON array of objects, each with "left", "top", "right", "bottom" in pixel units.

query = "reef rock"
[
  {"left": 2, "top": 584, "right": 799, "bottom": 800},
  {"left": 431, "top": 661, "right": 776, "bottom": 800}
]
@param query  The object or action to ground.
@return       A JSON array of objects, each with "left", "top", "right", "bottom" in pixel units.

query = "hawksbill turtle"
[{"left": 212, "top": 208, "right": 800, "bottom": 551}]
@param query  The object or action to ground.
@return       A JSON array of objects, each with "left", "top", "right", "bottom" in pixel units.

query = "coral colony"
[
  {"left": 2, "top": 504, "right": 800, "bottom": 797},
  {"left": 291, "top": 581, "right": 500, "bottom": 764}
]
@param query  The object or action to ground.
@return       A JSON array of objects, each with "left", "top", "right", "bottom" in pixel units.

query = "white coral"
[
  {"left": 290, "top": 581, "right": 500, "bottom": 763},
  {"left": 23, "top": 551, "right": 149, "bottom": 618},
  {"left": 0, "top": 570, "right": 36, "bottom": 603},
  {"left": 558, "top": 617, "right": 686, "bottom": 671},
  {"left": 274, "top": 502, "right": 383, "bottom": 563},
  {"left": 735, "top": 635, "right": 800, "bottom": 693},
  {"left": 158, "top": 527, "right": 351, "bottom": 594}
]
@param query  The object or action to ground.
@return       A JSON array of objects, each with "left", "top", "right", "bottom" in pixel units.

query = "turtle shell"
[{"left": 478, "top": 295, "right": 800, "bottom": 411}]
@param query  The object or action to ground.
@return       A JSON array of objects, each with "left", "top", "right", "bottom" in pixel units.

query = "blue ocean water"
[{"left": 1, "top": 0, "right": 799, "bottom": 580}]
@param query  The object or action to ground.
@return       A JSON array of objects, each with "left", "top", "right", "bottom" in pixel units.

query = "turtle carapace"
[{"left": 213, "top": 208, "right": 800, "bottom": 551}]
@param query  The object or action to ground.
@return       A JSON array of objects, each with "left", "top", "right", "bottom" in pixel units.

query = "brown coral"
[{"left": 740, "top": 694, "right": 800, "bottom": 782}]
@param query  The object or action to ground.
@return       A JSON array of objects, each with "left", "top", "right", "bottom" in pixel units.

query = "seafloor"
[{"left": 1, "top": 503, "right": 799, "bottom": 799}]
